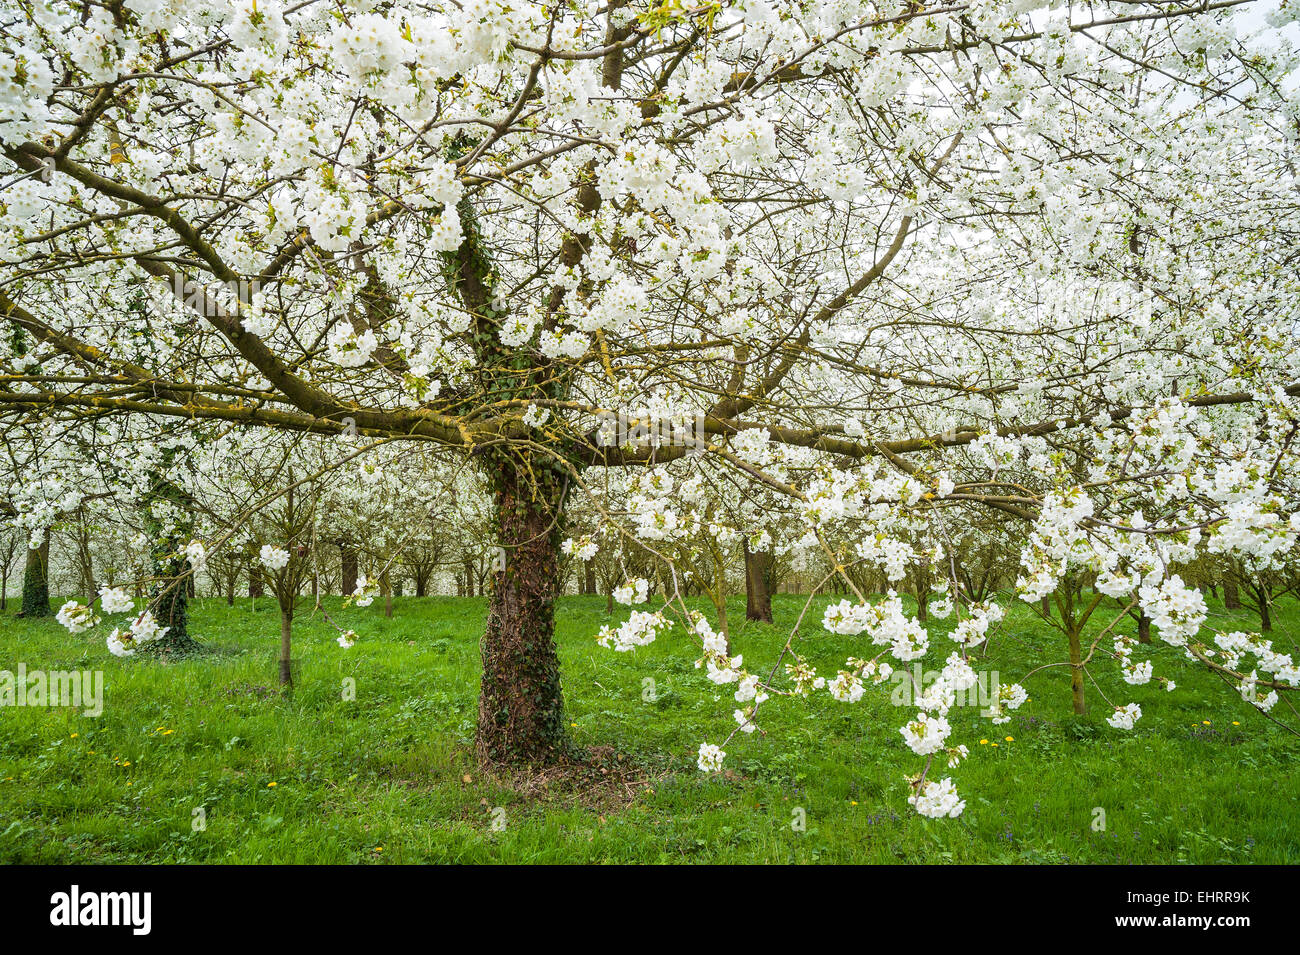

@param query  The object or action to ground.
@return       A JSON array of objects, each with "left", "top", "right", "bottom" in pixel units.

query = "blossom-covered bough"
[{"left": 3, "top": 0, "right": 1299, "bottom": 815}]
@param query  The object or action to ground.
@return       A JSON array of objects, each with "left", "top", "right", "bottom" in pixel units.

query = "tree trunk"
[
  {"left": 464, "top": 557, "right": 476, "bottom": 597},
  {"left": 1223, "top": 578, "right": 1240, "bottom": 609},
  {"left": 382, "top": 570, "right": 393, "bottom": 618},
  {"left": 279, "top": 609, "right": 293, "bottom": 688},
  {"left": 141, "top": 462, "right": 198, "bottom": 654},
  {"left": 1137, "top": 613, "right": 1151, "bottom": 645},
  {"left": 21, "top": 541, "right": 52, "bottom": 618},
  {"left": 249, "top": 567, "right": 264, "bottom": 599},
  {"left": 1067, "top": 625, "right": 1086, "bottom": 715},
  {"left": 148, "top": 576, "right": 193, "bottom": 655},
  {"left": 1259, "top": 591, "right": 1272, "bottom": 632},
  {"left": 476, "top": 468, "right": 570, "bottom": 766},
  {"left": 584, "top": 565, "right": 597, "bottom": 596},
  {"left": 340, "top": 544, "right": 358, "bottom": 597},
  {"left": 743, "top": 541, "right": 774, "bottom": 623},
  {"left": 75, "top": 512, "right": 96, "bottom": 603}
]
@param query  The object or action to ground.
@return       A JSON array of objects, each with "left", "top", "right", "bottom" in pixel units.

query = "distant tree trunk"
[
  {"left": 605, "top": 587, "right": 614, "bottom": 615},
  {"left": 74, "top": 510, "right": 96, "bottom": 603},
  {"left": 743, "top": 541, "right": 774, "bottom": 623},
  {"left": 0, "top": 538, "right": 18, "bottom": 610},
  {"left": 21, "top": 540, "right": 52, "bottom": 618},
  {"left": 279, "top": 609, "right": 293, "bottom": 688},
  {"left": 1040, "top": 596, "right": 1051, "bottom": 617},
  {"left": 1137, "top": 613, "right": 1151, "bottom": 644},
  {"left": 1223, "top": 578, "right": 1240, "bottom": 609},
  {"left": 340, "top": 544, "right": 358, "bottom": 597},
  {"left": 225, "top": 572, "right": 235, "bottom": 607},
  {"left": 249, "top": 567, "right": 264, "bottom": 599},
  {"left": 415, "top": 571, "right": 428, "bottom": 597},
  {"left": 382, "top": 570, "right": 393, "bottom": 618},
  {"left": 1257, "top": 587, "right": 1272, "bottom": 632},
  {"left": 584, "top": 565, "right": 597, "bottom": 596},
  {"left": 464, "top": 557, "right": 476, "bottom": 597}
]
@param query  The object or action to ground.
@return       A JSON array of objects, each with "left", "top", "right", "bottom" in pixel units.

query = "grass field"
[{"left": 1, "top": 591, "right": 1297, "bottom": 863}]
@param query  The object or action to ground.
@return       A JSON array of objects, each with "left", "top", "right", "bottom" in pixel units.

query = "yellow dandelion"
[
  {"left": 267, "top": 781, "right": 277, "bottom": 788},
  {"left": 69, "top": 733, "right": 78, "bottom": 739},
  {"left": 1232, "top": 721, "right": 1240, "bottom": 726},
  {"left": 1202, "top": 720, "right": 1211, "bottom": 725},
  {"left": 1004, "top": 736, "right": 1014, "bottom": 742},
  {"left": 979, "top": 739, "right": 989, "bottom": 745}
]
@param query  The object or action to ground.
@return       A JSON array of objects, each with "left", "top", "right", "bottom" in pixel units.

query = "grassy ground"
[{"left": 0, "top": 590, "right": 1296, "bottom": 864}]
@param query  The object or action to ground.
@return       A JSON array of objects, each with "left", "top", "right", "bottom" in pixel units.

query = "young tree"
[
  {"left": 0, "top": 528, "right": 19, "bottom": 611},
  {"left": 256, "top": 486, "right": 317, "bottom": 690}
]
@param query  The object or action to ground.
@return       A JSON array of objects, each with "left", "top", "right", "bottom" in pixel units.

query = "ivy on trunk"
[
  {"left": 476, "top": 459, "right": 572, "bottom": 766},
  {"left": 142, "top": 455, "right": 198, "bottom": 656},
  {"left": 21, "top": 540, "right": 52, "bottom": 618}
]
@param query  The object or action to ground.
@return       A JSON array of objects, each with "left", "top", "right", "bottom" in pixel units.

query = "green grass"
[{"left": 1, "top": 591, "right": 1297, "bottom": 863}]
